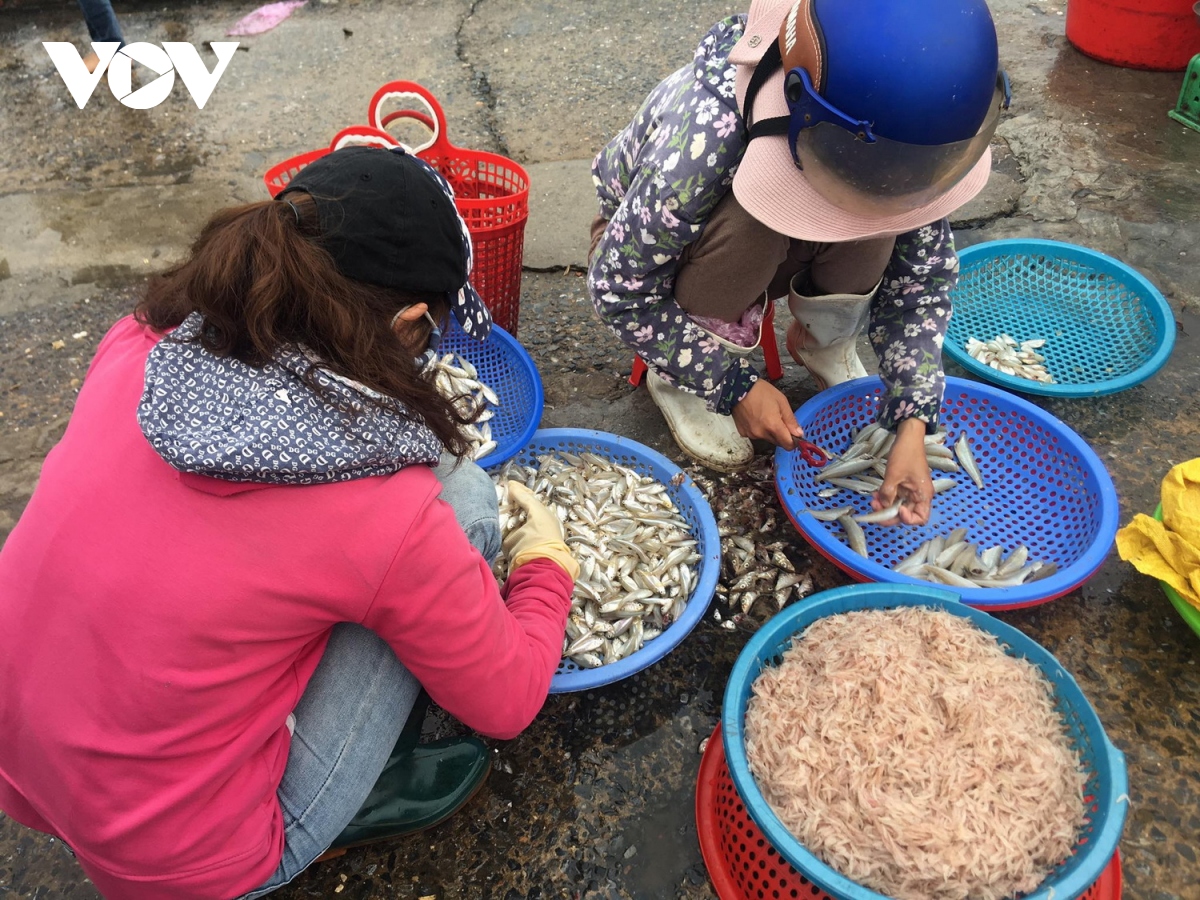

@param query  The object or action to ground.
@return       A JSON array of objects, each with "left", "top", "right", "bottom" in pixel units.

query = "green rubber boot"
[{"left": 324, "top": 693, "right": 491, "bottom": 854}]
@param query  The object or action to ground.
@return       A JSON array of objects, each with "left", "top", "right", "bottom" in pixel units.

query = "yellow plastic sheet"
[{"left": 1116, "top": 458, "right": 1200, "bottom": 610}]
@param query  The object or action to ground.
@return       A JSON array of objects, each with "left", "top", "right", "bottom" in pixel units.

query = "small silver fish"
[
  {"left": 920, "top": 564, "right": 980, "bottom": 589},
  {"left": 954, "top": 432, "right": 984, "bottom": 489},
  {"left": 826, "top": 476, "right": 880, "bottom": 495},
  {"left": 837, "top": 514, "right": 868, "bottom": 557},
  {"left": 814, "top": 456, "right": 878, "bottom": 483},
  {"left": 926, "top": 456, "right": 962, "bottom": 474},
  {"left": 997, "top": 545, "right": 1030, "bottom": 577},
  {"left": 853, "top": 499, "right": 905, "bottom": 524},
  {"left": 805, "top": 505, "right": 856, "bottom": 522},
  {"left": 774, "top": 571, "right": 807, "bottom": 593}
]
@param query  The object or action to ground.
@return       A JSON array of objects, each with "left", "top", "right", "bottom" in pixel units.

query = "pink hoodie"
[{"left": 0, "top": 317, "right": 573, "bottom": 899}]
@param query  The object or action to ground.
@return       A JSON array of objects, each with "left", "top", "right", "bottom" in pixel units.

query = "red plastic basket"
[
  {"left": 263, "top": 147, "right": 328, "bottom": 198},
  {"left": 695, "top": 723, "right": 1124, "bottom": 900},
  {"left": 369, "top": 81, "right": 530, "bottom": 335},
  {"left": 262, "top": 126, "right": 404, "bottom": 198}
]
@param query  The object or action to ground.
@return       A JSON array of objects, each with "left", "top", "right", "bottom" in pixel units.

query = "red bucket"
[
  {"left": 1066, "top": 0, "right": 1200, "bottom": 70},
  {"left": 695, "top": 723, "right": 1124, "bottom": 900}
]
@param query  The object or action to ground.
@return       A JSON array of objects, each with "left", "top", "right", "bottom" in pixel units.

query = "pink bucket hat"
[{"left": 729, "top": 0, "right": 993, "bottom": 243}]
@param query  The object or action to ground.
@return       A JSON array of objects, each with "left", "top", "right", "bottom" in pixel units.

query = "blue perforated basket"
[
  {"left": 493, "top": 428, "right": 720, "bottom": 693},
  {"left": 722, "top": 583, "right": 1129, "bottom": 900},
  {"left": 944, "top": 239, "right": 1175, "bottom": 397},
  {"left": 440, "top": 316, "right": 543, "bottom": 469},
  {"left": 775, "top": 376, "right": 1119, "bottom": 610}
]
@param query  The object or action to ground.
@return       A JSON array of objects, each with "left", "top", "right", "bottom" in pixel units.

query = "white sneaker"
[{"left": 646, "top": 372, "right": 753, "bottom": 472}]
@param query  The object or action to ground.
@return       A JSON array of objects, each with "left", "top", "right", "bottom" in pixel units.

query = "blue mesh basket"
[
  {"left": 775, "top": 376, "right": 1119, "bottom": 610},
  {"left": 440, "top": 316, "right": 543, "bottom": 469},
  {"left": 492, "top": 428, "right": 720, "bottom": 693},
  {"left": 722, "top": 583, "right": 1129, "bottom": 900},
  {"left": 944, "top": 239, "right": 1175, "bottom": 397}
]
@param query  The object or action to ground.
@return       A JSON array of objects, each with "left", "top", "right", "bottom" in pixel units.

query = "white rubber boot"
[
  {"left": 647, "top": 373, "right": 754, "bottom": 472},
  {"left": 785, "top": 280, "right": 879, "bottom": 390},
  {"left": 645, "top": 300, "right": 768, "bottom": 472}
]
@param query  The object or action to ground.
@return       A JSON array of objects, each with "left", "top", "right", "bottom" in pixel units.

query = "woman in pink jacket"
[{"left": 0, "top": 147, "right": 578, "bottom": 899}]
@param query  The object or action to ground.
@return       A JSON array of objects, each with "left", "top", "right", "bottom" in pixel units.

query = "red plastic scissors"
[{"left": 794, "top": 438, "right": 830, "bottom": 468}]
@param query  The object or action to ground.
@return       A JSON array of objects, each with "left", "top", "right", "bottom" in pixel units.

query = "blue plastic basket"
[
  {"left": 493, "top": 428, "right": 720, "bottom": 693},
  {"left": 439, "top": 316, "right": 543, "bottom": 469},
  {"left": 944, "top": 239, "right": 1175, "bottom": 397},
  {"left": 775, "top": 376, "right": 1120, "bottom": 610},
  {"left": 721, "top": 583, "right": 1129, "bottom": 900}
]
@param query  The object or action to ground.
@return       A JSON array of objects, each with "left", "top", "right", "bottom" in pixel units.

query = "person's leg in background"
[
  {"left": 783, "top": 237, "right": 896, "bottom": 390},
  {"left": 76, "top": 0, "right": 125, "bottom": 72}
]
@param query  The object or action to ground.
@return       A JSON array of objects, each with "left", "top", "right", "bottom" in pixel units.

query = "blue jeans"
[
  {"left": 238, "top": 457, "right": 499, "bottom": 898},
  {"left": 76, "top": 0, "right": 125, "bottom": 45}
]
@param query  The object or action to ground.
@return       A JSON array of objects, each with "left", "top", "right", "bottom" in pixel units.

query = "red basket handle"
[
  {"left": 379, "top": 110, "right": 435, "bottom": 131},
  {"left": 329, "top": 124, "right": 399, "bottom": 151},
  {"left": 367, "top": 81, "right": 455, "bottom": 156}
]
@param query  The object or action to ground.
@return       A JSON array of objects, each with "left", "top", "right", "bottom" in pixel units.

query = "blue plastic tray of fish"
[
  {"left": 944, "top": 239, "right": 1175, "bottom": 397},
  {"left": 439, "top": 316, "right": 543, "bottom": 469},
  {"left": 492, "top": 428, "right": 720, "bottom": 693},
  {"left": 774, "top": 376, "right": 1119, "bottom": 609}
]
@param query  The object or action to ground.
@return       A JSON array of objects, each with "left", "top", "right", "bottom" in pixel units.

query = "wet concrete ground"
[{"left": 1, "top": 0, "right": 1199, "bottom": 897}]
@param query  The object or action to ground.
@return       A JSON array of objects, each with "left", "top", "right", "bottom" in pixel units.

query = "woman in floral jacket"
[{"left": 588, "top": 0, "right": 1005, "bottom": 526}]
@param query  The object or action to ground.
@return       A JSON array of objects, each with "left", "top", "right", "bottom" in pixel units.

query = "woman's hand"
[
  {"left": 731, "top": 380, "right": 804, "bottom": 450},
  {"left": 872, "top": 418, "right": 934, "bottom": 526},
  {"left": 502, "top": 482, "right": 579, "bottom": 580}
]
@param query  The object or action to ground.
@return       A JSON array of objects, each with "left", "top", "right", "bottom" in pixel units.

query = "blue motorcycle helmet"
[{"left": 740, "top": 0, "right": 1010, "bottom": 220}]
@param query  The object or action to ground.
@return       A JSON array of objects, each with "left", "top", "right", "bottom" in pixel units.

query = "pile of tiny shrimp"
[{"left": 745, "top": 607, "right": 1087, "bottom": 900}]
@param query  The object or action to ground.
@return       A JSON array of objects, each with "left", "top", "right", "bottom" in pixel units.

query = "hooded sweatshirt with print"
[
  {"left": 588, "top": 15, "right": 959, "bottom": 429},
  {"left": 0, "top": 315, "right": 572, "bottom": 900}
]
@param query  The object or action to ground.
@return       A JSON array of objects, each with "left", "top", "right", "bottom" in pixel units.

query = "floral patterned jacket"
[{"left": 587, "top": 15, "right": 959, "bottom": 431}]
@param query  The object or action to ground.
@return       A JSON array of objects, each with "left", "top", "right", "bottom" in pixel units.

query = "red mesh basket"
[
  {"left": 263, "top": 147, "right": 328, "bottom": 198},
  {"left": 695, "top": 724, "right": 1123, "bottom": 900},
  {"left": 369, "top": 81, "right": 530, "bottom": 335},
  {"left": 262, "top": 126, "right": 400, "bottom": 198}
]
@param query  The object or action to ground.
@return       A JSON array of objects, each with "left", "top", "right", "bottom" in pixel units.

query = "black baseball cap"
[{"left": 278, "top": 146, "right": 492, "bottom": 340}]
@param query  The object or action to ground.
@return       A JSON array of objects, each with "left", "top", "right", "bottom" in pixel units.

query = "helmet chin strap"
[{"left": 743, "top": 41, "right": 791, "bottom": 142}]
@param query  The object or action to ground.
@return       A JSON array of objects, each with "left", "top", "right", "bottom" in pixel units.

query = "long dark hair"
[{"left": 135, "top": 194, "right": 473, "bottom": 457}]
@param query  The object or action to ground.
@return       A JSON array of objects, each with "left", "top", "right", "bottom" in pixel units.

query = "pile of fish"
[
  {"left": 493, "top": 451, "right": 700, "bottom": 668},
  {"left": 809, "top": 421, "right": 984, "bottom": 498},
  {"left": 688, "top": 459, "right": 814, "bottom": 630},
  {"left": 804, "top": 422, "right": 984, "bottom": 556},
  {"left": 892, "top": 527, "right": 1058, "bottom": 588},
  {"left": 717, "top": 533, "right": 814, "bottom": 622},
  {"left": 802, "top": 425, "right": 1060, "bottom": 589},
  {"left": 965, "top": 334, "right": 1055, "bottom": 384},
  {"left": 423, "top": 351, "right": 499, "bottom": 460}
]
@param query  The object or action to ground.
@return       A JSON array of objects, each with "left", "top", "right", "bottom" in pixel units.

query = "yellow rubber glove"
[{"left": 503, "top": 481, "right": 579, "bottom": 581}]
